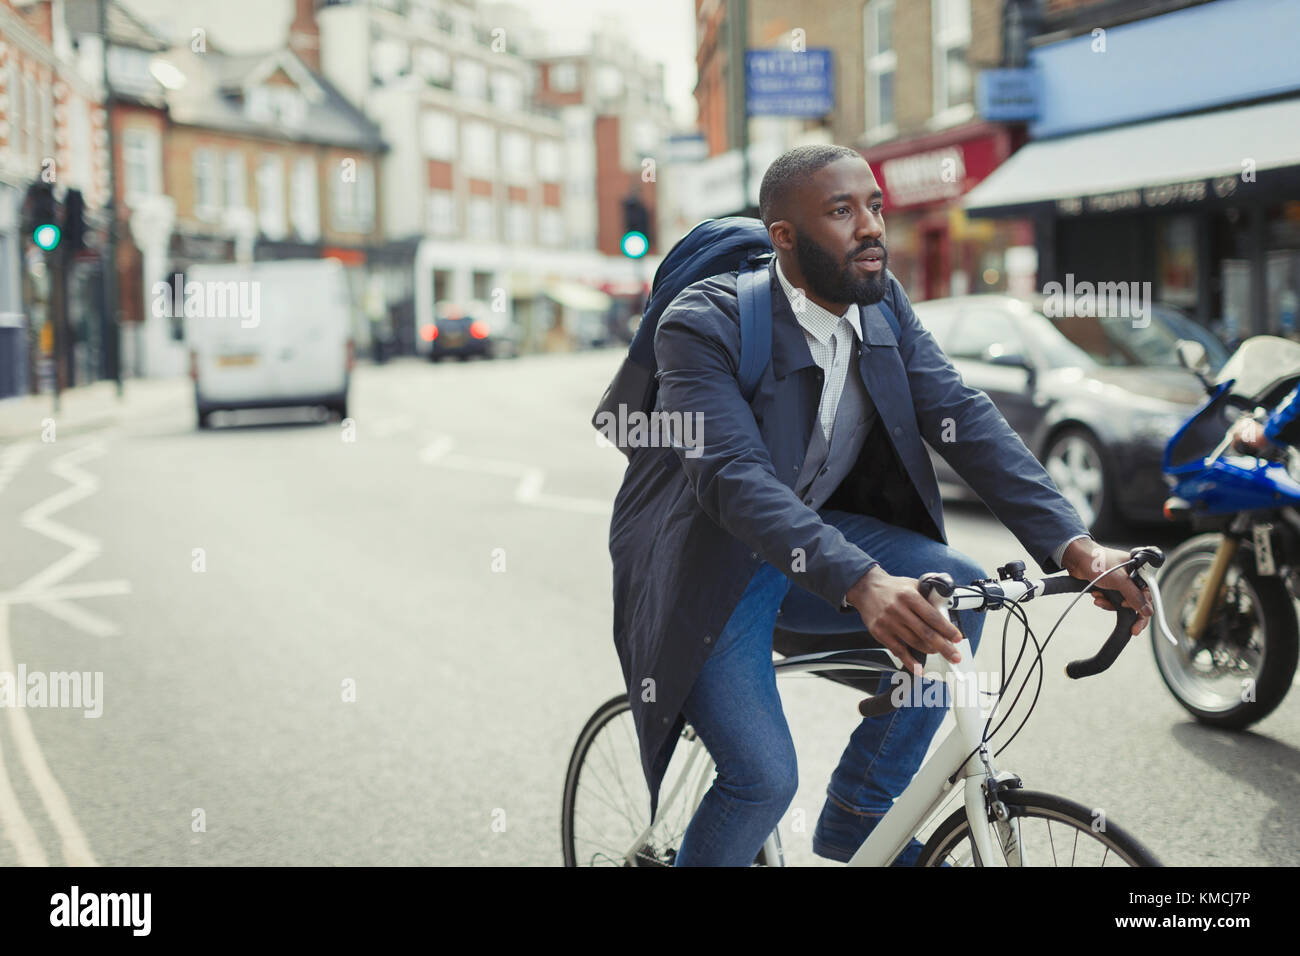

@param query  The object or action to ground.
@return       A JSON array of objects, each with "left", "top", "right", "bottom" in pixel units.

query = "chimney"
[{"left": 288, "top": 0, "right": 320, "bottom": 71}]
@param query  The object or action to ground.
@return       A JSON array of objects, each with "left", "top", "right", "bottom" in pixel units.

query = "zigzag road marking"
[{"left": 419, "top": 435, "right": 611, "bottom": 516}]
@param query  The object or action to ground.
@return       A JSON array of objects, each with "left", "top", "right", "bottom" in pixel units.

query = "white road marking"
[
  {"left": 0, "top": 443, "right": 51, "bottom": 866},
  {"left": 11, "top": 440, "right": 130, "bottom": 637},
  {"left": 0, "top": 436, "right": 125, "bottom": 865},
  {"left": 0, "top": 442, "right": 36, "bottom": 495},
  {"left": 0, "top": 605, "right": 97, "bottom": 865},
  {"left": 370, "top": 415, "right": 414, "bottom": 438},
  {"left": 418, "top": 435, "right": 612, "bottom": 515}
]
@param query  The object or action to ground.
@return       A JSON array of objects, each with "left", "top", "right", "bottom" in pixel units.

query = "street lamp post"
[{"left": 100, "top": 0, "right": 122, "bottom": 398}]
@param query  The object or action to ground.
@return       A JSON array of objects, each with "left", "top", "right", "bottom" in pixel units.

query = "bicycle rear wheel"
[
  {"left": 561, "top": 694, "right": 779, "bottom": 866},
  {"left": 916, "top": 789, "right": 1160, "bottom": 867}
]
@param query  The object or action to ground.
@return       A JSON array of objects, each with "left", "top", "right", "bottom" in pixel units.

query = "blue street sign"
[
  {"left": 976, "top": 68, "right": 1040, "bottom": 122},
  {"left": 745, "top": 49, "right": 834, "bottom": 117}
]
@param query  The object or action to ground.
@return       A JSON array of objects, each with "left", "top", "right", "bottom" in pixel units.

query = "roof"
[
  {"left": 157, "top": 47, "right": 386, "bottom": 151},
  {"left": 964, "top": 97, "right": 1300, "bottom": 216},
  {"left": 63, "top": 0, "right": 168, "bottom": 52}
]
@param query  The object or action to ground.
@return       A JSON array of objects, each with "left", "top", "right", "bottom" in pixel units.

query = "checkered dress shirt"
[{"left": 774, "top": 258, "right": 863, "bottom": 443}]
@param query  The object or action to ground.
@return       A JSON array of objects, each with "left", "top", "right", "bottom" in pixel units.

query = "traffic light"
[
  {"left": 620, "top": 195, "right": 650, "bottom": 259},
  {"left": 63, "top": 188, "right": 86, "bottom": 252},
  {"left": 22, "top": 181, "right": 60, "bottom": 251}
]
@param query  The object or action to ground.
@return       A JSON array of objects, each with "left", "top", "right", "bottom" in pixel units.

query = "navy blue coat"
[{"left": 608, "top": 265, "right": 1088, "bottom": 819}]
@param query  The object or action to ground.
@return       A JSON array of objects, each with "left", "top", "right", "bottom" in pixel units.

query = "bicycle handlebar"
[{"left": 917, "top": 546, "right": 1168, "bottom": 680}]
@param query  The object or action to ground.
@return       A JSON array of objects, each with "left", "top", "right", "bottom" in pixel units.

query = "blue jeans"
[{"left": 673, "top": 510, "right": 987, "bottom": 867}]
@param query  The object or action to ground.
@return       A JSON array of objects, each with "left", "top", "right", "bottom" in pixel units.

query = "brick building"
[
  {"left": 0, "top": 0, "right": 111, "bottom": 396},
  {"left": 691, "top": 0, "right": 1036, "bottom": 301}
]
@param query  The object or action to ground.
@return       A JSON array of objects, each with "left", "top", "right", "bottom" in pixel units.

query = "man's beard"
[{"left": 794, "top": 232, "right": 889, "bottom": 307}]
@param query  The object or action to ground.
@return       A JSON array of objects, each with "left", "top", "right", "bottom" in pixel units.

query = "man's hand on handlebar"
[
  {"left": 1229, "top": 414, "right": 1276, "bottom": 457},
  {"left": 1062, "top": 539, "right": 1152, "bottom": 636},
  {"left": 845, "top": 566, "right": 964, "bottom": 677}
]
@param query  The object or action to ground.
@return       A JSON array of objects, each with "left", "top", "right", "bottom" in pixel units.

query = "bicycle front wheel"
[{"left": 916, "top": 789, "right": 1160, "bottom": 867}]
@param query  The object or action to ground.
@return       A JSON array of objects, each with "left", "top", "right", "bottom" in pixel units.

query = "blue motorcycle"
[{"left": 1156, "top": 335, "right": 1300, "bottom": 729}]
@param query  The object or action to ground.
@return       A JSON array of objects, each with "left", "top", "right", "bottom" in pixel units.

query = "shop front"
[
  {"left": 964, "top": 97, "right": 1300, "bottom": 343},
  {"left": 861, "top": 122, "right": 1038, "bottom": 302}
]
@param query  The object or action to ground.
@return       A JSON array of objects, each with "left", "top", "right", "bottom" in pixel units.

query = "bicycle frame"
[
  {"left": 632, "top": 561, "right": 1170, "bottom": 867},
  {"left": 766, "top": 636, "right": 1000, "bottom": 866}
]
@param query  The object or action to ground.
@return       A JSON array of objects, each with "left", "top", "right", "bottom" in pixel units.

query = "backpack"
[{"left": 592, "top": 215, "right": 900, "bottom": 458}]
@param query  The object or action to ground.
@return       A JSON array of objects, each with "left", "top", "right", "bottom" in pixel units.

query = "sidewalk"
[{"left": 0, "top": 377, "right": 193, "bottom": 443}]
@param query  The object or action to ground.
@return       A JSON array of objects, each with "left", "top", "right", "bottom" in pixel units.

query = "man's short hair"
[{"left": 758, "top": 144, "right": 865, "bottom": 227}]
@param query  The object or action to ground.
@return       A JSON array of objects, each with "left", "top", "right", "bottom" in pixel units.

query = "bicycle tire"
[
  {"left": 915, "top": 789, "right": 1160, "bottom": 867},
  {"left": 561, "top": 693, "right": 777, "bottom": 866}
]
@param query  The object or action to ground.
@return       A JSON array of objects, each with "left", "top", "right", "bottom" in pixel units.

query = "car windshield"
[{"left": 1039, "top": 312, "right": 1188, "bottom": 368}]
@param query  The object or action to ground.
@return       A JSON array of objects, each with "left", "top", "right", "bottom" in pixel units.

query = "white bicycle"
[{"left": 562, "top": 546, "right": 1176, "bottom": 867}]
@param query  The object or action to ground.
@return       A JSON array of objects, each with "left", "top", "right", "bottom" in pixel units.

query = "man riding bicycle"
[{"left": 608, "top": 144, "right": 1152, "bottom": 867}]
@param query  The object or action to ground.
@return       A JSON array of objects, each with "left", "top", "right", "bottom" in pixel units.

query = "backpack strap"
[
  {"left": 736, "top": 259, "right": 772, "bottom": 402},
  {"left": 876, "top": 299, "right": 901, "bottom": 341}
]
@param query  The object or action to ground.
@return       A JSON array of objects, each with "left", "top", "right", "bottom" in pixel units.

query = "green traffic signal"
[
  {"left": 620, "top": 230, "right": 648, "bottom": 259},
  {"left": 33, "top": 223, "right": 60, "bottom": 251}
]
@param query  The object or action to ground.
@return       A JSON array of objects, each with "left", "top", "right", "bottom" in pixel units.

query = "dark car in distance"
[
  {"left": 425, "top": 300, "right": 519, "bottom": 361},
  {"left": 911, "top": 295, "right": 1225, "bottom": 536}
]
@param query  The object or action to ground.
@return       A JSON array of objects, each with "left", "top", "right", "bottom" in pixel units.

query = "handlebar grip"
[
  {"left": 1039, "top": 575, "right": 1090, "bottom": 596},
  {"left": 1065, "top": 587, "right": 1137, "bottom": 679}
]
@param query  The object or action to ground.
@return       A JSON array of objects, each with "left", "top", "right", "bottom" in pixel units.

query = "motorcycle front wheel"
[{"left": 1153, "top": 533, "right": 1298, "bottom": 729}]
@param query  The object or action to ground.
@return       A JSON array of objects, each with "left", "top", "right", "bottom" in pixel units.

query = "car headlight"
[{"left": 1131, "top": 411, "right": 1189, "bottom": 445}]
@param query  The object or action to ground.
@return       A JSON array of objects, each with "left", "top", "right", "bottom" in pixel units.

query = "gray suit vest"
[{"left": 793, "top": 337, "right": 879, "bottom": 510}]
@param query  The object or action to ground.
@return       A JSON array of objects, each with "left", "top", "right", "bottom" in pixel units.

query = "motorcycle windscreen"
[
  {"left": 1167, "top": 387, "right": 1236, "bottom": 469},
  {"left": 1215, "top": 335, "right": 1300, "bottom": 407}
]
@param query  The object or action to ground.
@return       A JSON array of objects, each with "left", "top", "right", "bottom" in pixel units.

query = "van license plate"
[{"left": 216, "top": 354, "right": 259, "bottom": 367}]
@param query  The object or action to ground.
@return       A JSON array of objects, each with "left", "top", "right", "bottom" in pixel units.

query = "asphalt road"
[{"left": 0, "top": 352, "right": 1296, "bottom": 866}]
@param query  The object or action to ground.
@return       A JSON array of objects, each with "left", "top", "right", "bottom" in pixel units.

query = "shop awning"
[
  {"left": 544, "top": 280, "right": 612, "bottom": 312},
  {"left": 963, "top": 97, "right": 1300, "bottom": 216}
]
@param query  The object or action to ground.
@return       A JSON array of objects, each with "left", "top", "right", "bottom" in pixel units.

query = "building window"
[
  {"left": 505, "top": 203, "right": 531, "bottom": 245},
  {"left": 427, "top": 190, "right": 457, "bottom": 237},
  {"left": 540, "top": 208, "right": 564, "bottom": 247},
  {"left": 864, "top": 0, "right": 897, "bottom": 139},
  {"left": 490, "top": 71, "right": 523, "bottom": 111},
  {"left": 224, "top": 152, "right": 247, "bottom": 209},
  {"left": 415, "top": 46, "right": 451, "bottom": 87},
  {"left": 463, "top": 120, "right": 495, "bottom": 176},
  {"left": 421, "top": 111, "right": 458, "bottom": 160},
  {"left": 931, "top": 0, "right": 972, "bottom": 119},
  {"left": 502, "top": 130, "right": 531, "bottom": 185},
  {"left": 257, "top": 154, "right": 286, "bottom": 239},
  {"left": 468, "top": 196, "right": 495, "bottom": 240},
  {"left": 291, "top": 157, "right": 320, "bottom": 242},
  {"left": 332, "top": 159, "right": 375, "bottom": 233},
  {"left": 123, "top": 127, "right": 161, "bottom": 200},
  {"left": 537, "top": 140, "right": 563, "bottom": 182},
  {"left": 550, "top": 62, "right": 578, "bottom": 93},
  {"left": 194, "top": 148, "right": 220, "bottom": 221},
  {"left": 454, "top": 58, "right": 487, "bottom": 100}
]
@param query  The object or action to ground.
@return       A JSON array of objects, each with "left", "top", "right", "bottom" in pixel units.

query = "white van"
[{"left": 185, "top": 259, "right": 354, "bottom": 428}]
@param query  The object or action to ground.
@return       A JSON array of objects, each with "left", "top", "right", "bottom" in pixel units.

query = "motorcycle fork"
[{"left": 1185, "top": 535, "right": 1240, "bottom": 643}]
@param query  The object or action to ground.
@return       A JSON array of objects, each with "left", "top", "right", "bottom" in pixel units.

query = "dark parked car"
[
  {"left": 911, "top": 295, "right": 1224, "bottom": 535},
  {"left": 426, "top": 300, "right": 519, "bottom": 361}
]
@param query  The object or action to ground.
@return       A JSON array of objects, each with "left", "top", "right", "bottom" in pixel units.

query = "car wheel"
[{"left": 1043, "top": 426, "right": 1118, "bottom": 538}]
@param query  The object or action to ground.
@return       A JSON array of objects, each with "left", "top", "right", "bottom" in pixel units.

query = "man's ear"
[{"left": 767, "top": 220, "right": 796, "bottom": 252}]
